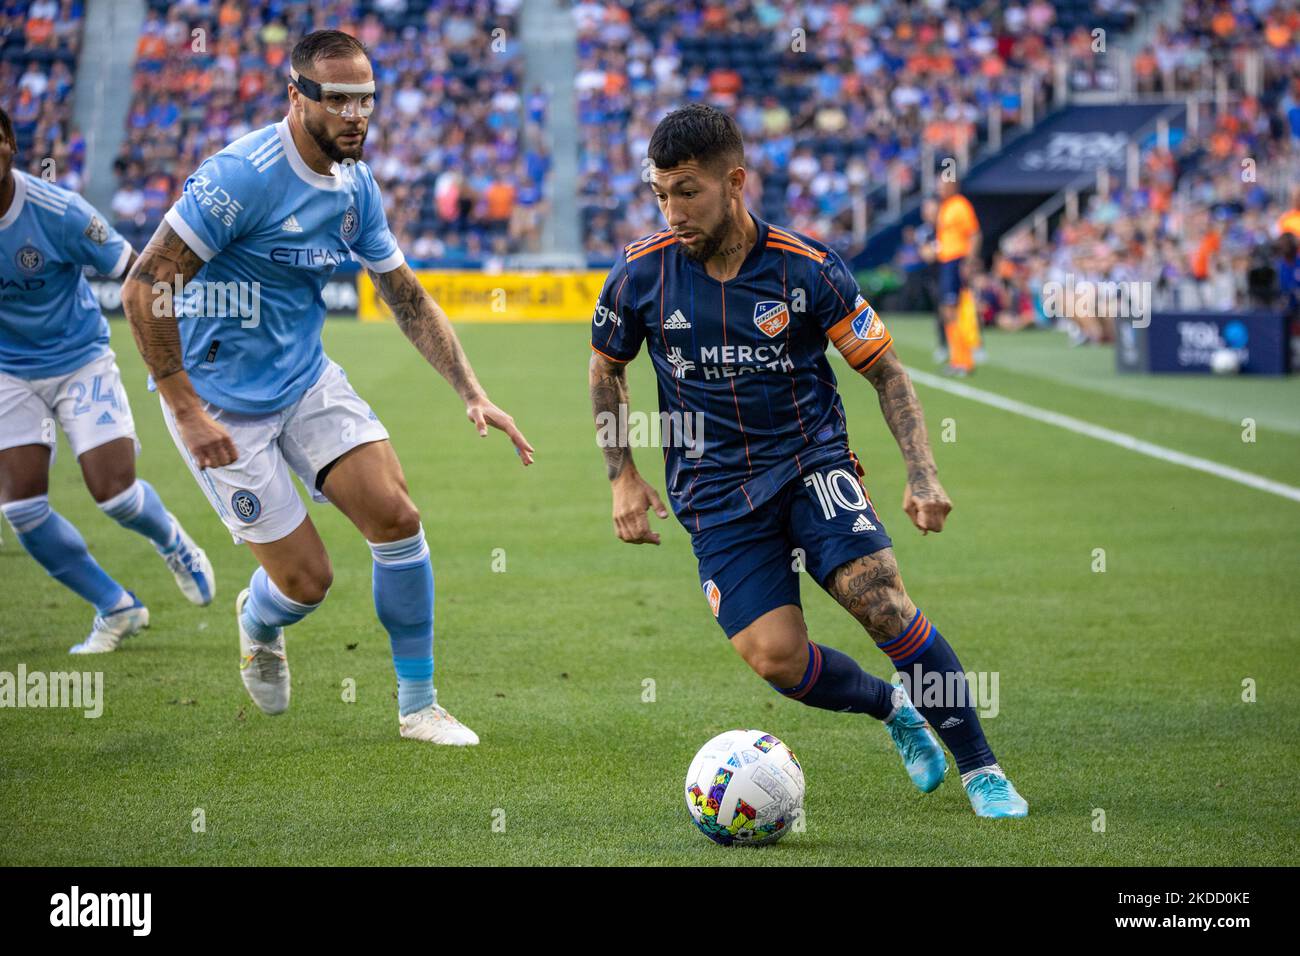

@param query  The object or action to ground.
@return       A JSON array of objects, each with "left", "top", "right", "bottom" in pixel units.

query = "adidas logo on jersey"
[
  {"left": 940, "top": 716, "right": 965, "bottom": 729},
  {"left": 280, "top": 215, "right": 303, "bottom": 233},
  {"left": 664, "top": 309, "right": 690, "bottom": 330},
  {"left": 95, "top": 411, "right": 115, "bottom": 425},
  {"left": 851, "top": 513, "right": 876, "bottom": 533}
]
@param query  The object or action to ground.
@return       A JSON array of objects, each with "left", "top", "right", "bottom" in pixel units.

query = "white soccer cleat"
[
  {"left": 161, "top": 514, "right": 215, "bottom": 606},
  {"left": 399, "top": 704, "right": 480, "bottom": 745},
  {"left": 69, "top": 594, "right": 150, "bottom": 654},
  {"left": 237, "top": 588, "right": 290, "bottom": 715}
]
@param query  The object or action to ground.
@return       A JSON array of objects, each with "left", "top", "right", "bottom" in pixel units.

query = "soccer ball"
[
  {"left": 1210, "top": 348, "right": 1241, "bottom": 375},
  {"left": 684, "top": 729, "right": 805, "bottom": 846}
]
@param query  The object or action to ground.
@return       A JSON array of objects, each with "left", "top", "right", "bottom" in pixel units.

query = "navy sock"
[
  {"left": 876, "top": 609, "right": 996, "bottom": 775},
  {"left": 772, "top": 641, "right": 894, "bottom": 719}
]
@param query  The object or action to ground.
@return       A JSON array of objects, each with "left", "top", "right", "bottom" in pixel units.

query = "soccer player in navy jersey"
[{"left": 589, "top": 104, "right": 1026, "bottom": 817}]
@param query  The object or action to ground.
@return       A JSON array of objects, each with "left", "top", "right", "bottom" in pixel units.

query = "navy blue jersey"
[{"left": 591, "top": 214, "right": 893, "bottom": 532}]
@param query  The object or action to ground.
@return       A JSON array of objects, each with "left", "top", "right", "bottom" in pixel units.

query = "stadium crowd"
[
  {"left": 0, "top": 0, "right": 85, "bottom": 191},
  {"left": 925, "top": 0, "right": 1300, "bottom": 346},
  {"left": 573, "top": 0, "right": 1139, "bottom": 261},
  {"left": 111, "top": 0, "right": 549, "bottom": 264}
]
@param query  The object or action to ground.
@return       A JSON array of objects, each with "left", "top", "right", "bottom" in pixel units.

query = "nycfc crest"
[
  {"left": 15, "top": 245, "right": 44, "bottom": 275},
  {"left": 340, "top": 205, "right": 360, "bottom": 242},
  {"left": 231, "top": 490, "right": 262, "bottom": 523}
]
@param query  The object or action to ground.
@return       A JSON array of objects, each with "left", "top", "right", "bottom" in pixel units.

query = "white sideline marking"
[{"left": 906, "top": 368, "right": 1300, "bottom": 504}]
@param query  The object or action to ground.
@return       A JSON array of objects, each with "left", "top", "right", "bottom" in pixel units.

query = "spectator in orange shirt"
[
  {"left": 931, "top": 178, "right": 982, "bottom": 373},
  {"left": 1276, "top": 188, "right": 1300, "bottom": 238},
  {"left": 25, "top": 15, "right": 54, "bottom": 47},
  {"left": 484, "top": 168, "right": 517, "bottom": 234}
]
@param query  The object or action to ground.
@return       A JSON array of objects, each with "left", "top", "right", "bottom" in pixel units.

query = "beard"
[
  {"left": 679, "top": 206, "right": 735, "bottom": 263},
  {"left": 304, "top": 110, "right": 366, "bottom": 163}
]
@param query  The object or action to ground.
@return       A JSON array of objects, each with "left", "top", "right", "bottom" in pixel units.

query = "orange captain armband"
[{"left": 827, "top": 299, "right": 893, "bottom": 373}]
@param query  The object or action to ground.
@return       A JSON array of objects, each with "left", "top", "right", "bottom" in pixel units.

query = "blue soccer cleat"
[
  {"left": 160, "top": 513, "right": 215, "bottom": 606},
  {"left": 964, "top": 767, "right": 1029, "bottom": 818},
  {"left": 884, "top": 684, "right": 947, "bottom": 793}
]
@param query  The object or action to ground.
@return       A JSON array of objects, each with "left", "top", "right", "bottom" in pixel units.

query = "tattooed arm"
[
  {"left": 121, "top": 222, "right": 238, "bottom": 468},
  {"left": 590, "top": 352, "right": 668, "bottom": 544},
  {"left": 370, "top": 263, "right": 533, "bottom": 465},
  {"left": 863, "top": 348, "right": 952, "bottom": 533}
]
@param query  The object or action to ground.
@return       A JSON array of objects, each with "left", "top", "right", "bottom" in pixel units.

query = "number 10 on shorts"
[{"left": 803, "top": 467, "right": 870, "bottom": 520}]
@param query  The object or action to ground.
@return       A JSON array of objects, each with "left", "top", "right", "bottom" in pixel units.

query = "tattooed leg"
[
  {"left": 827, "top": 549, "right": 999, "bottom": 776},
  {"left": 825, "top": 548, "right": 916, "bottom": 641}
]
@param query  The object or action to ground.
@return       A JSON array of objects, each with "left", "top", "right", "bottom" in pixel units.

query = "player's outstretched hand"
[
  {"left": 611, "top": 472, "right": 669, "bottom": 545},
  {"left": 175, "top": 406, "right": 238, "bottom": 469},
  {"left": 466, "top": 397, "right": 535, "bottom": 466},
  {"left": 903, "top": 477, "right": 952, "bottom": 535}
]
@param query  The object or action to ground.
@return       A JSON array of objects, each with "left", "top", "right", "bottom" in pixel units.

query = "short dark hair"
[
  {"left": 648, "top": 103, "right": 744, "bottom": 174},
  {"left": 0, "top": 105, "right": 14, "bottom": 152},
  {"left": 291, "top": 29, "right": 368, "bottom": 75}
]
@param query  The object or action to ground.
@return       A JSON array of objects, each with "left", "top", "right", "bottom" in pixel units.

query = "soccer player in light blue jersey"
[
  {"left": 122, "top": 31, "right": 534, "bottom": 745},
  {"left": 0, "top": 106, "right": 215, "bottom": 653}
]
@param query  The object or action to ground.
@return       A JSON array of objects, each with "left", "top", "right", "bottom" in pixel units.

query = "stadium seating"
[
  {"left": 964, "top": 1, "right": 1300, "bottom": 341},
  {"left": 0, "top": 0, "right": 85, "bottom": 190},
  {"left": 573, "top": 0, "right": 1140, "bottom": 262},
  {"left": 112, "top": 0, "right": 549, "bottom": 264}
]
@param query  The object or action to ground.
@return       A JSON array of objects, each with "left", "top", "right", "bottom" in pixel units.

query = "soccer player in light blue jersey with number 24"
[
  {"left": 0, "top": 105, "right": 214, "bottom": 654},
  {"left": 122, "top": 31, "right": 534, "bottom": 745}
]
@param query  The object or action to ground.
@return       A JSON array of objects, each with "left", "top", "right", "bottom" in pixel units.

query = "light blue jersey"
[
  {"left": 163, "top": 117, "right": 404, "bottom": 414},
  {"left": 0, "top": 171, "right": 131, "bottom": 379}
]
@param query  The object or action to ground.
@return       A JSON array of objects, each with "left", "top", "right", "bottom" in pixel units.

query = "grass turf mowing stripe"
[{"left": 906, "top": 367, "right": 1300, "bottom": 505}]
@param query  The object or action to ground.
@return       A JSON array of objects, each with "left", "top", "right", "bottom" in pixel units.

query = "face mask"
[{"left": 290, "top": 69, "right": 376, "bottom": 118}]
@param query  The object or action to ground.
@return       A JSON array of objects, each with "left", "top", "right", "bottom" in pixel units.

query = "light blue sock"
[
  {"left": 242, "top": 566, "right": 321, "bottom": 643},
  {"left": 2, "top": 495, "right": 127, "bottom": 614},
  {"left": 98, "top": 480, "right": 178, "bottom": 553},
  {"left": 371, "top": 527, "right": 435, "bottom": 716}
]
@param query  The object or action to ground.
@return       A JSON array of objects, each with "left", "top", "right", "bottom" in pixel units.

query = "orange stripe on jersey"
[
  {"left": 766, "top": 241, "right": 824, "bottom": 263},
  {"left": 768, "top": 227, "right": 825, "bottom": 259},
  {"left": 624, "top": 230, "right": 671, "bottom": 254},
  {"left": 627, "top": 237, "right": 677, "bottom": 262},
  {"left": 828, "top": 303, "right": 893, "bottom": 373},
  {"left": 819, "top": 271, "right": 851, "bottom": 314},
  {"left": 590, "top": 343, "right": 630, "bottom": 364},
  {"left": 596, "top": 273, "right": 629, "bottom": 352}
]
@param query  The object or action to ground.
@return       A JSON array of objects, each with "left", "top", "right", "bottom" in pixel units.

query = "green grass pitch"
[{"left": 1, "top": 316, "right": 1297, "bottom": 865}]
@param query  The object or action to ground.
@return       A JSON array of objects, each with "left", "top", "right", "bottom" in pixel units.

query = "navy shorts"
[
  {"left": 691, "top": 455, "right": 893, "bottom": 638},
  {"left": 938, "top": 258, "right": 963, "bottom": 306}
]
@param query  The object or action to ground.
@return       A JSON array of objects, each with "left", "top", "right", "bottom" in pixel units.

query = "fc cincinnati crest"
[
  {"left": 15, "top": 245, "right": 44, "bottom": 275},
  {"left": 340, "top": 205, "right": 359, "bottom": 242},
  {"left": 753, "top": 300, "right": 790, "bottom": 338},
  {"left": 703, "top": 580, "right": 721, "bottom": 618},
  {"left": 851, "top": 300, "right": 885, "bottom": 341}
]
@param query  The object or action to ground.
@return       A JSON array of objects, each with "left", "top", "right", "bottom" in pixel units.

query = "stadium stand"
[
  {"left": 968, "top": 1, "right": 1300, "bottom": 345},
  {"left": 0, "top": 0, "right": 86, "bottom": 191},
  {"left": 573, "top": 0, "right": 1141, "bottom": 262},
  {"left": 112, "top": 0, "right": 550, "bottom": 264}
]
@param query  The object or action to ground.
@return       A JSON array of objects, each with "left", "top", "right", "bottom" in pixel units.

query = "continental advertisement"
[{"left": 358, "top": 270, "right": 605, "bottom": 323}]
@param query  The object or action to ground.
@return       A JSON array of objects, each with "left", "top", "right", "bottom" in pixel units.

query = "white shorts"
[
  {"left": 0, "top": 350, "right": 138, "bottom": 463},
  {"left": 162, "top": 360, "right": 390, "bottom": 545}
]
